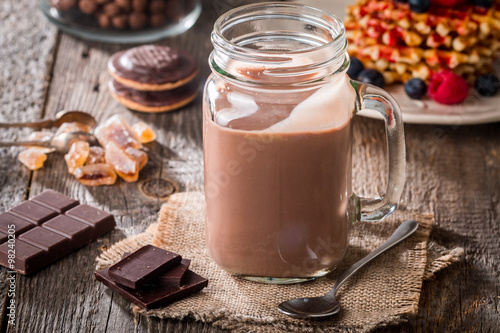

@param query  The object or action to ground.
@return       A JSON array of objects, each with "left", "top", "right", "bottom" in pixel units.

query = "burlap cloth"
[{"left": 96, "top": 192, "right": 464, "bottom": 332}]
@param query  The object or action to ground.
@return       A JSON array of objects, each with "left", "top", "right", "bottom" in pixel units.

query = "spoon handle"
[
  {"left": 0, "top": 140, "right": 52, "bottom": 148},
  {"left": 0, "top": 119, "right": 54, "bottom": 128},
  {"left": 328, "top": 220, "right": 418, "bottom": 296}
]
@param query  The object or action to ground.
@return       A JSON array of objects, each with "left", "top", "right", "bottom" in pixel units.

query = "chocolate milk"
[{"left": 204, "top": 73, "right": 356, "bottom": 278}]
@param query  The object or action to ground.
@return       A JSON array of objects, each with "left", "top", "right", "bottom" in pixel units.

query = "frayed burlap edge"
[{"left": 424, "top": 241, "right": 464, "bottom": 280}]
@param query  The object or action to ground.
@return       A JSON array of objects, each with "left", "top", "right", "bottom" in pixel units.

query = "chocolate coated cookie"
[
  {"left": 108, "top": 45, "right": 198, "bottom": 91},
  {"left": 108, "top": 79, "right": 198, "bottom": 113}
]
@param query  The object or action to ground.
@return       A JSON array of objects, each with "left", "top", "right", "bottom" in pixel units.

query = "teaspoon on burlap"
[{"left": 278, "top": 219, "right": 418, "bottom": 319}]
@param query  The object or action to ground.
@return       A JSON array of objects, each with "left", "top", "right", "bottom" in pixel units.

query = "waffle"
[{"left": 345, "top": 0, "right": 500, "bottom": 84}]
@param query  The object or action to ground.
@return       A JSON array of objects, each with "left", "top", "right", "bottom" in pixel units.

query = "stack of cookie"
[
  {"left": 345, "top": 0, "right": 500, "bottom": 84},
  {"left": 108, "top": 45, "right": 198, "bottom": 113}
]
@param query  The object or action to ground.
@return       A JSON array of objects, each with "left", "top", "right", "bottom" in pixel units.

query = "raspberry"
[
  {"left": 432, "top": 0, "right": 467, "bottom": 6},
  {"left": 427, "top": 70, "right": 469, "bottom": 105},
  {"left": 382, "top": 29, "right": 402, "bottom": 47}
]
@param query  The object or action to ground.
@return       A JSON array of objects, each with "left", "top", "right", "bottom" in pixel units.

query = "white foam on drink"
[
  {"left": 263, "top": 74, "right": 356, "bottom": 133},
  {"left": 215, "top": 92, "right": 259, "bottom": 127}
]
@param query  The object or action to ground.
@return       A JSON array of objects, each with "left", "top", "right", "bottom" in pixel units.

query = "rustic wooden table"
[{"left": 1, "top": 0, "right": 499, "bottom": 332}]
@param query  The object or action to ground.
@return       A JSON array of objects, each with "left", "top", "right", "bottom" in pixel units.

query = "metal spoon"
[
  {"left": 278, "top": 219, "right": 419, "bottom": 319},
  {"left": 0, "top": 132, "right": 98, "bottom": 153},
  {"left": 0, "top": 110, "right": 97, "bottom": 129}
]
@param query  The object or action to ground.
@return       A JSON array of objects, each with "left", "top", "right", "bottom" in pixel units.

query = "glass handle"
[{"left": 351, "top": 79, "right": 406, "bottom": 222}]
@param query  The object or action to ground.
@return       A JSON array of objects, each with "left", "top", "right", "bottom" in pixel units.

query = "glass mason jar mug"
[{"left": 203, "top": 3, "right": 406, "bottom": 283}]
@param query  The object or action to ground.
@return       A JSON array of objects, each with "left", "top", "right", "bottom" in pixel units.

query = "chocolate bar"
[
  {"left": 108, "top": 245, "right": 181, "bottom": 289},
  {"left": 0, "top": 190, "right": 116, "bottom": 275},
  {"left": 95, "top": 267, "right": 208, "bottom": 309},
  {"left": 123, "top": 252, "right": 191, "bottom": 287}
]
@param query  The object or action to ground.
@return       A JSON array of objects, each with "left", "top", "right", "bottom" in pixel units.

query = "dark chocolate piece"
[
  {"left": 19, "top": 227, "right": 70, "bottom": 257},
  {"left": 108, "top": 245, "right": 181, "bottom": 289},
  {"left": 154, "top": 259, "right": 191, "bottom": 287},
  {"left": 108, "top": 45, "right": 197, "bottom": 85},
  {"left": 108, "top": 79, "right": 198, "bottom": 108},
  {"left": 32, "top": 189, "right": 79, "bottom": 213},
  {"left": 43, "top": 215, "right": 92, "bottom": 249},
  {"left": 95, "top": 268, "right": 208, "bottom": 309},
  {"left": 9, "top": 201, "right": 58, "bottom": 225},
  {"left": 0, "top": 240, "right": 46, "bottom": 274},
  {"left": 0, "top": 190, "right": 116, "bottom": 275},
  {"left": 123, "top": 252, "right": 191, "bottom": 287},
  {"left": 0, "top": 212, "right": 35, "bottom": 235},
  {"left": 65, "top": 204, "right": 116, "bottom": 238},
  {"left": 0, "top": 232, "right": 7, "bottom": 244}
]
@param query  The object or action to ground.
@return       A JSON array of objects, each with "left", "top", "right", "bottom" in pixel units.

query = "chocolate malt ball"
[
  {"left": 103, "top": 3, "right": 120, "bottom": 16},
  {"left": 150, "top": 13, "right": 165, "bottom": 27},
  {"left": 132, "top": 0, "right": 147, "bottom": 12},
  {"left": 165, "top": 0, "right": 180, "bottom": 21},
  {"left": 183, "top": 0, "right": 195, "bottom": 12},
  {"left": 98, "top": 13, "right": 112, "bottom": 28},
  {"left": 115, "top": 0, "right": 131, "bottom": 10},
  {"left": 128, "top": 12, "right": 147, "bottom": 29},
  {"left": 79, "top": 0, "right": 98, "bottom": 14},
  {"left": 149, "top": 0, "right": 165, "bottom": 12},
  {"left": 96, "top": 0, "right": 110, "bottom": 4},
  {"left": 50, "top": 0, "right": 77, "bottom": 10},
  {"left": 112, "top": 14, "right": 128, "bottom": 29}
]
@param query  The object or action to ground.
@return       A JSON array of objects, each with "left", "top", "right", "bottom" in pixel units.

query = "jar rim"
[
  {"left": 210, "top": 2, "right": 348, "bottom": 85},
  {"left": 213, "top": 2, "right": 346, "bottom": 56}
]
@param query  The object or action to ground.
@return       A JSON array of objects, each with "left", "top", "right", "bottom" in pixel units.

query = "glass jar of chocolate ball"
[{"left": 40, "top": 0, "right": 201, "bottom": 43}]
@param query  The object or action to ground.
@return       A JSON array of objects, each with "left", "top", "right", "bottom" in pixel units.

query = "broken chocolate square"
[
  {"left": 108, "top": 245, "right": 181, "bottom": 289},
  {"left": 122, "top": 252, "right": 191, "bottom": 287}
]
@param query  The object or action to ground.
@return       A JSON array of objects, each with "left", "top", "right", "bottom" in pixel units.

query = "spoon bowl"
[
  {"left": 278, "top": 220, "right": 419, "bottom": 319},
  {"left": 278, "top": 294, "right": 340, "bottom": 318},
  {"left": 53, "top": 110, "right": 97, "bottom": 129}
]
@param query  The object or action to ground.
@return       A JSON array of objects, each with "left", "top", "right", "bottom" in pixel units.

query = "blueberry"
[
  {"left": 474, "top": 0, "right": 494, "bottom": 7},
  {"left": 347, "top": 57, "right": 365, "bottom": 79},
  {"left": 404, "top": 78, "right": 427, "bottom": 100},
  {"left": 357, "top": 69, "right": 385, "bottom": 88},
  {"left": 409, "top": 0, "right": 430, "bottom": 13},
  {"left": 474, "top": 74, "right": 500, "bottom": 97}
]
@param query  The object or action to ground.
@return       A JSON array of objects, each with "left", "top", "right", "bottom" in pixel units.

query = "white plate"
[
  {"left": 358, "top": 83, "right": 500, "bottom": 125},
  {"left": 298, "top": 0, "right": 500, "bottom": 125},
  {"left": 358, "top": 56, "right": 500, "bottom": 125}
]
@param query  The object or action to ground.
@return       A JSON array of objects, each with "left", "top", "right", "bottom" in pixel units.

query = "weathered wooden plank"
[
  {"left": 361, "top": 120, "right": 500, "bottom": 333},
  {"left": 2, "top": 0, "right": 500, "bottom": 331},
  {"left": 4, "top": 0, "right": 213, "bottom": 332},
  {"left": 424, "top": 123, "right": 499, "bottom": 333},
  {"left": 0, "top": 0, "right": 58, "bottom": 327}
]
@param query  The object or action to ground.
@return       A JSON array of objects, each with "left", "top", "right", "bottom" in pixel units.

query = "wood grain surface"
[{"left": 0, "top": 0, "right": 499, "bottom": 332}]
